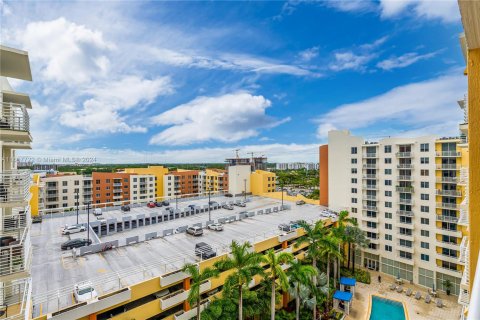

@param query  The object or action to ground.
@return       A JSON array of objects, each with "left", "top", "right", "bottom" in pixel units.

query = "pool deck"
[{"left": 345, "top": 270, "right": 462, "bottom": 320}]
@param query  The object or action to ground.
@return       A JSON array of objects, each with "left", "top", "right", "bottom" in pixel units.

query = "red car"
[{"left": 147, "top": 202, "right": 155, "bottom": 208}]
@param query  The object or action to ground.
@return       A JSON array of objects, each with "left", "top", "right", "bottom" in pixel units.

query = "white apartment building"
[
  {"left": 275, "top": 162, "right": 319, "bottom": 170},
  {"left": 228, "top": 165, "right": 251, "bottom": 196},
  {"left": 42, "top": 174, "right": 92, "bottom": 211},
  {"left": 328, "top": 130, "right": 467, "bottom": 296},
  {"left": 130, "top": 174, "right": 155, "bottom": 203},
  {"left": 0, "top": 45, "right": 33, "bottom": 319}
]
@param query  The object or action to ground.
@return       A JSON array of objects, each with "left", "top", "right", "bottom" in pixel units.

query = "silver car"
[
  {"left": 208, "top": 223, "right": 224, "bottom": 231},
  {"left": 62, "top": 224, "right": 86, "bottom": 235}
]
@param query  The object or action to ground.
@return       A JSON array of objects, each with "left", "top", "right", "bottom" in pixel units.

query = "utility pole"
[
  {"left": 244, "top": 179, "right": 247, "bottom": 202},
  {"left": 75, "top": 189, "right": 79, "bottom": 225},
  {"left": 175, "top": 192, "right": 178, "bottom": 210},
  {"left": 87, "top": 202, "right": 90, "bottom": 244},
  {"left": 281, "top": 180, "right": 284, "bottom": 208},
  {"left": 208, "top": 188, "right": 211, "bottom": 221}
]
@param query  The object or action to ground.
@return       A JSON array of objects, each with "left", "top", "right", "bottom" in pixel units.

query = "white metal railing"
[
  {"left": 436, "top": 215, "right": 459, "bottom": 223},
  {"left": 397, "top": 175, "right": 412, "bottom": 181},
  {"left": 0, "top": 170, "right": 31, "bottom": 204},
  {"left": 0, "top": 102, "right": 29, "bottom": 132},
  {"left": 0, "top": 224, "right": 31, "bottom": 277},
  {"left": 363, "top": 185, "right": 378, "bottom": 190},
  {"left": 396, "top": 152, "right": 412, "bottom": 157},
  {"left": 362, "top": 174, "right": 377, "bottom": 179},
  {"left": 363, "top": 153, "right": 378, "bottom": 158},
  {"left": 458, "top": 208, "right": 469, "bottom": 226},
  {"left": 436, "top": 189, "right": 462, "bottom": 197},
  {"left": 362, "top": 164, "right": 378, "bottom": 169},
  {"left": 396, "top": 210, "right": 413, "bottom": 217},
  {"left": 437, "top": 176, "right": 458, "bottom": 183},
  {"left": 398, "top": 198, "right": 413, "bottom": 205},
  {"left": 397, "top": 164, "right": 413, "bottom": 169},
  {"left": 362, "top": 205, "right": 377, "bottom": 211},
  {"left": 466, "top": 253, "right": 480, "bottom": 320},
  {"left": 362, "top": 195, "right": 377, "bottom": 201},
  {"left": 459, "top": 237, "right": 468, "bottom": 264},
  {"left": 436, "top": 164, "right": 458, "bottom": 170},
  {"left": 396, "top": 186, "right": 413, "bottom": 193},
  {"left": 0, "top": 278, "right": 31, "bottom": 320},
  {"left": 458, "top": 168, "right": 468, "bottom": 185},
  {"left": 0, "top": 206, "right": 30, "bottom": 238},
  {"left": 436, "top": 151, "right": 461, "bottom": 157},
  {"left": 436, "top": 202, "right": 459, "bottom": 210}
]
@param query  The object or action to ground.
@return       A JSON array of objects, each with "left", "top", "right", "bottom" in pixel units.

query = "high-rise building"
[
  {"left": 0, "top": 44, "right": 33, "bottom": 319},
  {"left": 325, "top": 128, "right": 468, "bottom": 296}
]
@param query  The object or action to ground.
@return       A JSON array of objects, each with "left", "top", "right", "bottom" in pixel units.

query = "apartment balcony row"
[
  {"left": 0, "top": 170, "right": 31, "bottom": 208},
  {"left": 0, "top": 278, "right": 31, "bottom": 320},
  {"left": 436, "top": 214, "right": 459, "bottom": 223},
  {"left": 361, "top": 212, "right": 379, "bottom": 222},
  {"left": 396, "top": 186, "right": 414, "bottom": 193},
  {"left": 436, "top": 177, "right": 458, "bottom": 184},
  {"left": 363, "top": 164, "right": 378, "bottom": 169},
  {"left": 396, "top": 210, "right": 414, "bottom": 217},
  {"left": 363, "top": 153, "right": 378, "bottom": 158},
  {"left": 0, "top": 225, "right": 31, "bottom": 280},
  {"left": 458, "top": 208, "right": 469, "bottom": 227},
  {"left": 363, "top": 185, "right": 378, "bottom": 190},
  {"left": 396, "top": 152, "right": 413, "bottom": 158},
  {"left": 397, "top": 175, "right": 413, "bottom": 181},
  {"left": 458, "top": 236, "right": 468, "bottom": 265},
  {"left": 397, "top": 164, "right": 413, "bottom": 169},
  {"left": 435, "top": 239, "right": 460, "bottom": 251},
  {"left": 436, "top": 189, "right": 462, "bottom": 197},
  {"left": 398, "top": 198, "right": 414, "bottom": 205},
  {"left": 436, "top": 202, "right": 459, "bottom": 210},
  {"left": 436, "top": 164, "right": 459, "bottom": 170},
  {"left": 362, "top": 174, "right": 378, "bottom": 179},
  {"left": 435, "top": 151, "right": 461, "bottom": 157},
  {"left": 0, "top": 102, "right": 30, "bottom": 138},
  {"left": 436, "top": 252, "right": 460, "bottom": 264},
  {"left": 436, "top": 228, "right": 462, "bottom": 238},
  {"left": 362, "top": 195, "right": 377, "bottom": 201}
]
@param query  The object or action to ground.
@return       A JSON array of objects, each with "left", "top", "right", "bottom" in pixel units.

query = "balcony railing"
[
  {"left": 436, "top": 215, "right": 459, "bottom": 223},
  {"left": 458, "top": 208, "right": 469, "bottom": 226},
  {"left": 0, "top": 102, "right": 30, "bottom": 132},
  {"left": 0, "top": 170, "right": 31, "bottom": 205},
  {"left": 397, "top": 175, "right": 413, "bottom": 181},
  {"left": 396, "top": 186, "right": 414, "bottom": 193},
  {"left": 398, "top": 198, "right": 414, "bottom": 205},
  {"left": 362, "top": 174, "right": 377, "bottom": 179},
  {"left": 397, "top": 164, "right": 413, "bottom": 169},
  {"left": 0, "top": 225, "right": 31, "bottom": 278},
  {"left": 436, "top": 202, "right": 459, "bottom": 210},
  {"left": 0, "top": 278, "right": 31, "bottom": 320},
  {"left": 363, "top": 164, "right": 378, "bottom": 169},
  {"left": 362, "top": 205, "right": 377, "bottom": 211},
  {"left": 436, "top": 189, "right": 462, "bottom": 197},
  {"left": 363, "top": 153, "right": 378, "bottom": 158},
  {"left": 437, "top": 177, "right": 458, "bottom": 183},
  {"left": 396, "top": 210, "right": 414, "bottom": 217},
  {"left": 362, "top": 195, "right": 377, "bottom": 201},
  {"left": 436, "top": 151, "right": 461, "bottom": 157},
  {"left": 436, "top": 164, "right": 459, "bottom": 170},
  {"left": 396, "top": 152, "right": 412, "bottom": 157},
  {"left": 363, "top": 185, "right": 378, "bottom": 190},
  {"left": 113, "top": 183, "right": 122, "bottom": 187},
  {"left": 0, "top": 206, "right": 30, "bottom": 238}
]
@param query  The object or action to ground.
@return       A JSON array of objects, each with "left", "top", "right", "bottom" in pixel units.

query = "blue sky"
[{"left": 1, "top": 0, "right": 467, "bottom": 163}]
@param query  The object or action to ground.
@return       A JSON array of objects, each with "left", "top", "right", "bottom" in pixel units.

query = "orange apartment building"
[
  {"left": 92, "top": 172, "right": 133, "bottom": 206},
  {"left": 319, "top": 145, "right": 328, "bottom": 206}
]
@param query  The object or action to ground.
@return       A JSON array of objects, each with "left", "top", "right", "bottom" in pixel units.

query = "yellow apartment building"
[
  {"left": 250, "top": 170, "right": 276, "bottom": 195},
  {"left": 125, "top": 166, "right": 169, "bottom": 200}
]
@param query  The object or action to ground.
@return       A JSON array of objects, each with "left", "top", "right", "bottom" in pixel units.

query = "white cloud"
[
  {"left": 150, "top": 48, "right": 317, "bottom": 77},
  {"left": 379, "top": 0, "right": 460, "bottom": 23},
  {"left": 150, "top": 92, "right": 290, "bottom": 145},
  {"left": 324, "top": 0, "right": 375, "bottom": 13},
  {"left": 316, "top": 73, "right": 466, "bottom": 138},
  {"left": 377, "top": 51, "right": 439, "bottom": 70},
  {"left": 298, "top": 47, "right": 319, "bottom": 62},
  {"left": 330, "top": 37, "right": 387, "bottom": 72},
  {"left": 20, "top": 17, "right": 114, "bottom": 84},
  {"left": 17, "top": 143, "right": 320, "bottom": 164},
  {"left": 59, "top": 76, "right": 173, "bottom": 133}
]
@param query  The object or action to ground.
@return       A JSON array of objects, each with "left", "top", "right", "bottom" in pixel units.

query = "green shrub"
[{"left": 341, "top": 267, "right": 371, "bottom": 284}]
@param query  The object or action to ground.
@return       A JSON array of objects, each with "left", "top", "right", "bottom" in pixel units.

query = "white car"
[
  {"left": 62, "top": 224, "right": 86, "bottom": 235},
  {"left": 73, "top": 283, "right": 98, "bottom": 302},
  {"left": 208, "top": 223, "right": 224, "bottom": 231}
]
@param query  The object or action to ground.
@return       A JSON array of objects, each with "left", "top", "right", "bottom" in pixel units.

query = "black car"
[
  {"left": 224, "top": 193, "right": 233, "bottom": 197},
  {"left": 195, "top": 242, "right": 216, "bottom": 259},
  {"left": 154, "top": 201, "right": 163, "bottom": 207},
  {"left": 121, "top": 205, "right": 130, "bottom": 212},
  {"left": 188, "top": 204, "right": 196, "bottom": 210},
  {"left": 162, "top": 201, "right": 170, "bottom": 206},
  {"left": 32, "top": 216, "right": 43, "bottom": 223},
  {"left": 61, "top": 239, "right": 92, "bottom": 250},
  {"left": 164, "top": 207, "right": 174, "bottom": 213}
]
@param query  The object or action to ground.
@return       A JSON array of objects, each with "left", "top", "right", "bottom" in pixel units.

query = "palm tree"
[
  {"left": 214, "top": 241, "right": 265, "bottom": 320},
  {"left": 319, "top": 234, "right": 342, "bottom": 289},
  {"left": 264, "top": 249, "right": 294, "bottom": 320},
  {"left": 296, "top": 220, "right": 327, "bottom": 320},
  {"left": 348, "top": 225, "right": 369, "bottom": 273},
  {"left": 333, "top": 210, "right": 356, "bottom": 282},
  {"left": 182, "top": 263, "right": 219, "bottom": 320},
  {"left": 287, "top": 259, "right": 317, "bottom": 320}
]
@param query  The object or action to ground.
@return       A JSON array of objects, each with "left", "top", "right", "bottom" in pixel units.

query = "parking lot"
[{"left": 30, "top": 196, "right": 329, "bottom": 316}]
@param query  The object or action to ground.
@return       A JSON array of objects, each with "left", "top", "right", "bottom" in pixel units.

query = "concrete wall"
[
  {"left": 228, "top": 165, "right": 251, "bottom": 195},
  {"left": 319, "top": 144, "right": 329, "bottom": 207}
]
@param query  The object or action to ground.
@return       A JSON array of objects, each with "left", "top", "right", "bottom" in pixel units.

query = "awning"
[
  {"left": 333, "top": 290, "right": 353, "bottom": 302},
  {"left": 340, "top": 277, "right": 357, "bottom": 287}
]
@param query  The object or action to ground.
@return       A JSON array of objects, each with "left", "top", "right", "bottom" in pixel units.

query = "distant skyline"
[{"left": 1, "top": 0, "right": 466, "bottom": 163}]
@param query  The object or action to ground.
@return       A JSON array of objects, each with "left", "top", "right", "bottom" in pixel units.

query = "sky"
[{"left": 0, "top": 0, "right": 467, "bottom": 163}]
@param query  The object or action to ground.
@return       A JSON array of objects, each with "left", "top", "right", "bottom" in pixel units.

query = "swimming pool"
[{"left": 369, "top": 295, "right": 407, "bottom": 320}]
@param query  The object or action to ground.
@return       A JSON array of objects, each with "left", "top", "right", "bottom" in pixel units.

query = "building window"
[
  {"left": 421, "top": 157, "right": 429, "bottom": 164},
  {"left": 351, "top": 158, "right": 357, "bottom": 164},
  {"left": 385, "top": 201, "right": 392, "bottom": 208},
  {"left": 385, "top": 223, "right": 392, "bottom": 230},
  {"left": 133, "top": 178, "right": 137, "bottom": 182},
  {"left": 384, "top": 145, "right": 392, "bottom": 153},
  {"left": 96, "top": 186, "right": 100, "bottom": 191},
  {"left": 351, "top": 188, "right": 357, "bottom": 194},
  {"left": 421, "top": 254, "right": 430, "bottom": 261},
  {"left": 385, "top": 158, "right": 392, "bottom": 164},
  {"left": 62, "top": 196, "right": 68, "bottom": 200},
  {"left": 351, "top": 178, "right": 357, "bottom": 183},
  {"left": 351, "top": 168, "right": 357, "bottom": 174},
  {"left": 421, "top": 205, "right": 429, "bottom": 213},
  {"left": 385, "top": 169, "right": 392, "bottom": 175},
  {"left": 385, "top": 245, "right": 392, "bottom": 252},
  {"left": 421, "top": 169, "right": 429, "bottom": 176},
  {"left": 95, "top": 180, "right": 100, "bottom": 184},
  {"left": 351, "top": 147, "right": 357, "bottom": 154},
  {"left": 74, "top": 180, "right": 80, "bottom": 186},
  {"left": 420, "top": 143, "right": 429, "bottom": 152},
  {"left": 421, "top": 218, "right": 430, "bottom": 225},
  {"left": 385, "top": 234, "right": 392, "bottom": 241},
  {"left": 62, "top": 189, "right": 67, "bottom": 193},
  {"left": 385, "top": 212, "right": 392, "bottom": 219},
  {"left": 96, "top": 200, "right": 100, "bottom": 204},
  {"left": 124, "top": 178, "right": 128, "bottom": 183},
  {"left": 352, "top": 198, "right": 357, "bottom": 203},
  {"left": 421, "top": 181, "right": 429, "bottom": 188},
  {"left": 385, "top": 191, "right": 392, "bottom": 197},
  {"left": 421, "top": 230, "right": 430, "bottom": 237},
  {"left": 421, "top": 242, "right": 430, "bottom": 249},
  {"left": 421, "top": 193, "right": 429, "bottom": 200},
  {"left": 351, "top": 208, "right": 357, "bottom": 213},
  {"left": 385, "top": 180, "right": 392, "bottom": 186}
]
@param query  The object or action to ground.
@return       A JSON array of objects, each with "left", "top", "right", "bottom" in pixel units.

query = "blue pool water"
[{"left": 369, "top": 296, "right": 406, "bottom": 320}]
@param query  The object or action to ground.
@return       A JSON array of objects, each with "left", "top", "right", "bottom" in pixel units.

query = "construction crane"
[{"left": 234, "top": 149, "right": 241, "bottom": 159}]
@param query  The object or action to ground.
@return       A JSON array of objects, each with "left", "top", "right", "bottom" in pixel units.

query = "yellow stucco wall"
[
  {"left": 125, "top": 166, "right": 169, "bottom": 200},
  {"left": 261, "top": 191, "right": 319, "bottom": 205},
  {"left": 29, "top": 174, "right": 40, "bottom": 216},
  {"left": 250, "top": 170, "right": 276, "bottom": 195}
]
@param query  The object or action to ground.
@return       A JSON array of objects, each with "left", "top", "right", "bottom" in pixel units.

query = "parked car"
[
  {"left": 61, "top": 238, "right": 92, "bottom": 250},
  {"left": 32, "top": 216, "right": 42, "bottom": 224},
  {"left": 186, "top": 226, "right": 203, "bottom": 236},
  {"left": 222, "top": 204, "right": 234, "bottom": 210},
  {"left": 73, "top": 282, "right": 98, "bottom": 302},
  {"left": 165, "top": 207, "right": 174, "bottom": 213},
  {"left": 121, "top": 205, "right": 130, "bottom": 212},
  {"left": 224, "top": 193, "right": 233, "bottom": 197},
  {"left": 234, "top": 202, "right": 246, "bottom": 207},
  {"left": 147, "top": 202, "right": 156, "bottom": 208},
  {"left": 208, "top": 223, "right": 224, "bottom": 231},
  {"left": 154, "top": 201, "right": 163, "bottom": 207},
  {"left": 188, "top": 204, "right": 197, "bottom": 210},
  {"left": 93, "top": 208, "right": 102, "bottom": 216},
  {"left": 195, "top": 242, "right": 216, "bottom": 259},
  {"left": 278, "top": 224, "right": 292, "bottom": 232},
  {"left": 296, "top": 200, "right": 306, "bottom": 205},
  {"left": 162, "top": 201, "right": 170, "bottom": 206},
  {"left": 62, "top": 224, "right": 86, "bottom": 235},
  {"left": 209, "top": 201, "right": 218, "bottom": 206}
]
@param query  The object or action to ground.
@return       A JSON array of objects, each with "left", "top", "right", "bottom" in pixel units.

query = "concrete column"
[
  {"left": 282, "top": 241, "right": 288, "bottom": 250},
  {"left": 183, "top": 278, "right": 191, "bottom": 311}
]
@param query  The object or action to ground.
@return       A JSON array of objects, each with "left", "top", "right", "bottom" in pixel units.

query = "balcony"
[
  {"left": 436, "top": 202, "right": 459, "bottom": 210},
  {"left": 437, "top": 228, "right": 462, "bottom": 238},
  {"left": 0, "top": 278, "right": 31, "bottom": 320},
  {"left": 363, "top": 153, "right": 378, "bottom": 158},
  {"left": 113, "top": 194, "right": 123, "bottom": 200},
  {"left": 396, "top": 210, "right": 414, "bottom": 217},
  {"left": 396, "top": 186, "right": 414, "bottom": 193},
  {"left": 458, "top": 208, "right": 469, "bottom": 226},
  {"left": 398, "top": 243, "right": 414, "bottom": 253},
  {"left": 363, "top": 185, "right": 378, "bottom": 190},
  {"left": 397, "top": 164, "right": 413, "bottom": 169},
  {"left": 435, "top": 239, "right": 459, "bottom": 251},
  {"left": 436, "top": 215, "right": 459, "bottom": 223},
  {"left": 0, "top": 102, "right": 31, "bottom": 142},
  {"left": 436, "top": 252, "right": 459, "bottom": 264},
  {"left": 362, "top": 195, "right": 377, "bottom": 201},
  {"left": 398, "top": 198, "right": 414, "bottom": 205},
  {"left": 363, "top": 164, "right": 378, "bottom": 169},
  {"left": 459, "top": 236, "right": 468, "bottom": 265},
  {"left": 0, "top": 170, "right": 31, "bottom": 207},
  {"left": 174, "top": 299, "right": 210, "bottom": 320},
  {"left": 436, "top": 151, "right": 461, "bottom": 157},
  {"left": 396, "top": 254, "right": 414, "bottom": 265},
  {"left": 397, "top": 231, "right": 413, "bottom": 238},
  {"left": 113, "top": 183, "right": 122, "bottom": 187},
  {"left": 0, "top": 226, "right": 31, "bottom": 280},
  {"left": 396, "top": 152, "right": 412, "bottom": 158},
  {"left": 362, "top": 205, "right": 377, "bottom": 211},
  {"left": 361, "top": 212, "right": 378, "bottom": 222},
  {"left": 362, "top": 174, "right": 378, "bottom": 179},
  {"left": 436, "top": 189, "right": 462, "bottom": 197},
  {"left": 436, "top": 164, "right": 459, "bottom": 170},
  {"left": 437, "top": 177, "right": 458, "bottom": 183},
  {"left": 397, "top": 175, "right": 413, "bottom": 181}
]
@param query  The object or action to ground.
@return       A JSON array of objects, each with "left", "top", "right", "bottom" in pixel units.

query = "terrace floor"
[{"left": 346, "top": 270, "right": 463, "bottom": 320}]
